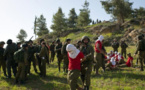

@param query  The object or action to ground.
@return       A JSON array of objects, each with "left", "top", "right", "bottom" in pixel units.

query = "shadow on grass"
[{"left": 1, "top": 73, "right": 68, "bottom": 90}]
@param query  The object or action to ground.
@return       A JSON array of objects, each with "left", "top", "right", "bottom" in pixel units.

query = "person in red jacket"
[
  {"left": 126, "top": 53, "right": 133, "bottom": 67},
  {"left": 66, "top": 44, "right": 86, "bottom": 90},
  {"left": 95, "top": 35, "right": 106, "bottom": 75}
]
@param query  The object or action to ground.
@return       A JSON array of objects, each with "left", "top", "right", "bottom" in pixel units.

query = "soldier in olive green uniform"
[
  {"left": 28, "top": 40, "right": 38, "bottom": 74},
  {"left": 15, "top": 43, "right": 28, "bottom": 84},
  {"left": 61, "top": 39, "right": 71, "bottom": 73},
  {"left": 111, "top": 39, "right": 119, "bottom": 52},
  {"left": 0, "top": 41, "right": 7, "bottom": 77},
  {"left": 76, "top": 40, "right": 82, "bottom": 50},
  {"left": 121, "top": 40, "right": 128, "bottom": 58},
  {"left": 50, "top": 41, "right": 55, "bottom": 63},
  {"left": 135, "top": 35, "right": 145, "bottom": 71},
  {"left": 80, "top": 36, "right": 94, "bottom": 90},
  {"left": 55, "top": 39, "right": 63, "bottom": 72},
  {"left": 39, "top": 42, "right": 49, "bottom": 77},
  {"left": 4, "top": 39, "right": 17, "bottom": 79}
]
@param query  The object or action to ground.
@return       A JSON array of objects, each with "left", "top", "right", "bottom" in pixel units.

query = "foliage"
[
  {"left": 101, "top": 0, "right": 133, "bottom": 23},
  {"left": 51, "top": 7, "right": 67, "bottom": 36},
  {"left": 132, "top": 7, "right": 145, "bottom": 19},
  {"left": 68, "top": 8, "right": 77, "bottom": 28},
  {"left": 35, "top": 15, "right": 49, "bottom": 37},
  {"left": 77, "top": 0, "right": 91, "bottom": 27},
  {"left": 16, "top": 29, "right": 27, "bottom": 43}
]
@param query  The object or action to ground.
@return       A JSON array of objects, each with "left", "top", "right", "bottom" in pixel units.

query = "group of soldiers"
[{"left": 0, "top": 34, "right": 145, "bottom": 90}]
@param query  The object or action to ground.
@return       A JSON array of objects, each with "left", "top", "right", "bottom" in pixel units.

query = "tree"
[
  {"left": 77, "top": 0, "right": 91, "bottom": 27},
  {"left": 35, "top": 15, "right": 49, "bottom": 37},
  {"left": 132, "top": 7, "right": 145, "bottom": 19},
  {"left": 17, "top": 29, "right": 27, "bottom": 43},
  {"left": 51, "top": 7, "right": 67, "bottom": 36},
  {"left": 68, "top": 8, "right": 77, "bottom": 28},
  {"left": 101, "top": 0, "right": 133, "bottom": 23}
]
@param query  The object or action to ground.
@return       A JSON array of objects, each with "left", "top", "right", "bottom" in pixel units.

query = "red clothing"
[
  {"left": 68, "top": 52, "right": 84, "bottom": 70},
  {"left": 95, "top": 40, "right": 102, "bottom": 53},
  {"left": 116, "top": 55, "right": 124, "bottom": 62},
  {"left": 110, "top": 54, "right": 115, "bottom": 58},
  {"left": 126, "top": 56, "right": 133, "bottom": 67}
]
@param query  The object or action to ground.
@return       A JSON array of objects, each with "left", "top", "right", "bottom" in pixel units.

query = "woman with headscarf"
[
  {"left": 95, "top": 35, "right": 106, "bottom": 75},
  {"left": 66, "top": 44, "right": 85, "bottom": 90}
]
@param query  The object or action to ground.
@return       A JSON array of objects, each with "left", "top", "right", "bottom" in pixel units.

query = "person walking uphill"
[
  {"left": 66, "top": 44, "right": 85, "bottom": 90},
  {"left": 95, "top": 35, "right": 106, "bottom": 75},
  {"left": 80, "top": 36, "right": 94, "bottom": 90},
  {"left": 134, "top": 35, "right": 145, "bottom": 71},
  {"left": 14, "top": 43, "right": 28, "bottom": 84},
  {"left": 4, "top": 39, "right": 17, "bottom": 79},
  {"left": 61, "top": 39, "right": 71, "bottom": 73},
  {"left": 0, "top": 41, "right": 7, "bottom": 77}
]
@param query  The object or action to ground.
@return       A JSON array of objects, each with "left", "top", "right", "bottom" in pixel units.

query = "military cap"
[
  {"left": 81, "top": 36, "right": 90, "bottom": 42},
  {"left": 7, "top": 39, "right": 12, "bottom": 44},
  {"left": 0, "top": 41, "right": 5, "bottom": 45}
]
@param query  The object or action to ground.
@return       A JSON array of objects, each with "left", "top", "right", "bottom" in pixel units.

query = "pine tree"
[
  {"left": 68, "top": 8, "right": 77, "bottom": 28},
  {"left": 17, "top": 29, "right": 27, "bottom": 43}
]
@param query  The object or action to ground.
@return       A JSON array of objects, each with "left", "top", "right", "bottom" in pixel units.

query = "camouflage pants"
[
  {"left": 96, "top": 53, "right": 104, "bottom": 71},
  {"left": 0, "top": 60, "right": 6, "bottom": 75},
  {"left": 63, "top": 55, "right": 69, "bottom": 73},
  {"left": 57, "top": 55, "right": 63, "bottom": 72},
  {"left": 138, "top": 51, "right": 145, "bottom": 71},
  {"left": 16, "top": 62, "right": 25, "bottom": 81},
  {"left": 6, "top": 60, "right": 17, "bottom": 78},
  {"left": 50, "top": 52, "right": 55, "bottom": 62},
  {"left": 28, "top": 57, "right": 37, "bottom": 73},
  {"left": 81, "top": 62, "right": 92, "bottom": 87},
  {"left": 67, "top": 70, "right": 80, "bottom": 90},
  {"left": 121, "top": 50, "right": 127, "bottom": 58},
  {"left": 40, "top": 59, "right": 46, "bottom": 77}
]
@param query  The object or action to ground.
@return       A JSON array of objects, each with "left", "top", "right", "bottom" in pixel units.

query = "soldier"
[
  {"left": 55, "top": 39, "right": 63, "bottom": 72},
  {"left": 28, "top": 40, "right": 38, "bottom": 74},
  {"left": 76, "top": 40, "right": 82, "bottom": 50},
  {"left": 50, "top": 41, "right": 55, "bottom": 63},
  {"left": 16, "top": 42, "right": 21, "bottom": 51},
  {"left": 111, "top": 39, "right": 119, "bottom": 52},
  {"left": 0, "top": 41, "right": 7, "bottom": 77},
  {"left": 39, "top": 42, "right": 49, "bottom": 77},
  {"left": 80, "top": 36, "right": 94, "bottom": 90},
  {"left": 134, "top": 35, "right": 145, "bottom": 71},
  {"left": 4, "top": 39, "right": 17, "bottom": 79},
  {"left": 120, "top": 40, "right": 128, "bottom": 58},
  {"left": 61, "top": 39, "right": 71, "bottom": 73},
  {"left": 95, "top": 35, "right": 106, "bottom": 75},
  {"left": 15, "top": 43, "right": 28, "bottom": 84}
]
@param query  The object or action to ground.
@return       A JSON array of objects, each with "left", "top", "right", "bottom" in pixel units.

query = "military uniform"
[
  {"left": 135, "top": 36, "right": 145, "bottom": 71},
  {"left": 39, "top": 46, "right": 49, "bottom": 77},
  {"left": 80, "top": 36, "right": 94, "bottom": 89},
  {"left": 28, "top": 45, "right": 38, "bottom": 73},
  {"left": 121, "top": 42, "right": 128, "bottom": 58},
  {"left": 112, "top": 42, "right": 119, "bottom": 52},
  {"left": 55, "top": 42, "right": 63, "bottom": 72},
  {"left": 0, "top": 42, "right": 7, "bottom": 76},
  {"left": 4, "top": 40, "right": 17, "bottom": 78},
  {"left": 50, "top": 43, "right": 55, "bottom": 62},
  {"left": 61, "top": 43, "right": 69, "bottom": 73},
  {"left": 15, "top": 46, "right": 28, "bottom": 84}
]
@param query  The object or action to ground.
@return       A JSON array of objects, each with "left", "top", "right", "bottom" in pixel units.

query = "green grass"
[{"left": 0, "top": 46, "right": 145, "bottom": 90}]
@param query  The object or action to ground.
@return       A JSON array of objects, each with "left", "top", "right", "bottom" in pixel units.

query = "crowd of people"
[{"left": 0, "top": 34, "right": 145, "bottom": 90}]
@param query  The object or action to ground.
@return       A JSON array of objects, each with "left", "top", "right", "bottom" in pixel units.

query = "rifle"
[{"left": 29, "top": 36, "right": 33, "bottom": 41}]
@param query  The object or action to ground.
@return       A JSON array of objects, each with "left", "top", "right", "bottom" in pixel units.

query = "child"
[
  {"left": 66, "top": 44, "right": 85, "bottom": 90},
  {"left": 126, "top": 53, "right": 133, "bottom": 67}
]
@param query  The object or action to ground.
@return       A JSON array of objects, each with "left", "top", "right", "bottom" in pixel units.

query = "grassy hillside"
[{"left": 1, "top": 46, "right": 145, "bottom": 90}]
